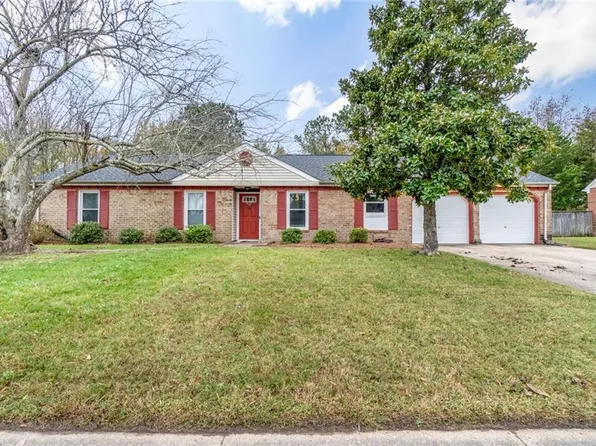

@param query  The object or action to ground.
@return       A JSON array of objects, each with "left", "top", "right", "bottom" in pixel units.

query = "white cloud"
[
  {"left": 505, "top": 89, "right": 532, "bottom": 111},
  {"left": 237, "top": 0, "right": 341, "bottom": 26},
  {"left": 286, "top": 81, "right": 321, "bottom": 121},
  {"left": 507, "top": 0, "right": 596, "bottom": 86},
  {"left": 320, "top": 95, "right": 348, "bottom": 117}
]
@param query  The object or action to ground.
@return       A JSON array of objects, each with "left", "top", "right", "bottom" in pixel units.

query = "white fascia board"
[{"left": 583, "top": 179, "right": 596, "bottom": 193}]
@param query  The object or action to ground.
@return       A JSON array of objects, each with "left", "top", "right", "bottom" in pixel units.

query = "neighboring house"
[
  {"left": 37, "top": 146, "right": 556, "bottom": 244},
  {"left": 584, "top": 179, "right": 596, "bottom": 232}
]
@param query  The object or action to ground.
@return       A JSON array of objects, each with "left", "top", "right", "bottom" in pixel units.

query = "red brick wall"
[
  {"left": 260, "top": 188, "right": 408, "bottom": 242},
  {"left": 39, "top": 188, "right": 234, "bottom": 243},
  {"left": 38, "top": 186, "right": 553, "bottom": 244},
  {"left": 588, "top": 188, "right": 596, "bottom": 232}
]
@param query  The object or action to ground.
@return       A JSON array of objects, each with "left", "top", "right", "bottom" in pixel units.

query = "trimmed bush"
[
  {"left": 29, "top": 221, "right": 53, "bottom": 244},
  {"left": 281, "top": 228, "right": 303, "bottom": 244},
  {"left": 154, "top": 227, "right": 183, "bottom": 244},
  {"left": 69, "top": 222, "right": 104, "bottom": 244},
  {"left": 185, "top": 225, "right": 214, "bottom": 243},
  {"left": 349, "top": 228, "right": 369, "bottom": 243},
  {"left": 313, "top": 229, "right": 337, "bottom": 244},
  {"left": 118, "top": 228, "right": 144, "bottom": 245}
]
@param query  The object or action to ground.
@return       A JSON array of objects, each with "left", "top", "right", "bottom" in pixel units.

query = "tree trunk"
[
  {"left": 0, "top": 220, "right": 31, "bottom": 255},
  {"left": 0, "top": 189, "right": 37, "bottom": 256},
  {"left": 422, "top": 202, "right": 439, "bottom": 256}
]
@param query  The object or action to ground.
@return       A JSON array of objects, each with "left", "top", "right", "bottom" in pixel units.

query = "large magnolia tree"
[
  {"left": 330, "top": 0, "right": 546, "bottom": 255},
  {"left": 0, "top": 0, "right": 274, "bottom": 254}
]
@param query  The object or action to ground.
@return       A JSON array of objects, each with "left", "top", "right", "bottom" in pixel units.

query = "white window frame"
[
  {"left": 287, "top": 191, "right": 309, "bottom": 230},
  {"left": 184, "top": 191, "right": 206, "bottom": 228},
  {"left": 78, "top": 190, "right": 100, "bottom": 223},
  {"left": 364, "top": 196, "right": 388, "bottom": 230}
]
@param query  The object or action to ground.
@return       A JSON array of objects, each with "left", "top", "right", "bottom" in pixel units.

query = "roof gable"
[
  {"left": 172, "top": 146, "right": 320, "bottom": 187},
  {"left": 583, "top": 179, "right": 596, "bottom": 193}
]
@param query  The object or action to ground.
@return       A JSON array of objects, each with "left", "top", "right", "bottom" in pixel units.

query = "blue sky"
[{"left": 176, "top": 0, "right": 596, "bottom": 150}]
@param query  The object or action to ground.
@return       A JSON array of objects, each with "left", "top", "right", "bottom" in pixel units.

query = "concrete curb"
[{"left": 1, "top": 429, "right": 596, "bottom": 446}]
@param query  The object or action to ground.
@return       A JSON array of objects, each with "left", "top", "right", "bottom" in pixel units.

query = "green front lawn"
[
  {"left": 1, "top": 246, "right": 595, "bottom": 430},
  {"left": 35, "top": 243, "right": 187, "bottom": 251},
  {"left": 554, "top": 237, "right": 596, "bottom": 250}
]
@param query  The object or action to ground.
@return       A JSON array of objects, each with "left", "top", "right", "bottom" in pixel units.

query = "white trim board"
[
  {"left": 236, "top": 191, "right": 261, "bottom": 241},
  {"left": 78, "top": 189, "right": 100, "bottom": 223},
  {"left": 183, "top": 190, "right": 206, "bottom": 229},
  {"left": 583, "top": 179, "right": 596, "bottom": 193}
]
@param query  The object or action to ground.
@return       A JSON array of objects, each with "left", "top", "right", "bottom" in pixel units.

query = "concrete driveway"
[{"left": 441, "top": 244, "right": 596, "bottom": 294}]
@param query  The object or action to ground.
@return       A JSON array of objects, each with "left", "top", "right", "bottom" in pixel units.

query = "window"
[
  {"left": 366, "top": 201, "right": 386, "bottom": 214},
  {"left": 288, "top": 191, "right": 308, "bottom": 229},
  {"left": 79, "top": 191, "right": 99, "bottom": 223},
  {"left": 364, "top": 196, "right": 388, "bottom": 230},
  {"left": 185, "top": 192, "right": 205, "bottom": 227}
]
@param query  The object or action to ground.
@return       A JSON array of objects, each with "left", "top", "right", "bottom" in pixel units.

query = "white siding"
[
  {"left": 232, "top": 192, "right": 238, "bottom": 241},
  {"left": 173, "top": 155, "right": 319, "bottom": 187}
]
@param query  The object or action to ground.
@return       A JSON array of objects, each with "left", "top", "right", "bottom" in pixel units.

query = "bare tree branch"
[{"left": 0, "top": 0, "right": 282, "bottom": 254}]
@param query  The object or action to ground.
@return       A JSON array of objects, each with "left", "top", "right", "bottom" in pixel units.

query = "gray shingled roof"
[
  {"left": 36, "top": 166, "right": 181, "bottom": 183},
  {"left": 278, "top": 155, "right": 557, "bottom": 185},
  {"left": 36, "top": 153, "right": 556, "bottom": 185},
  {"left": 518, "top": 171, "right": 558, "bottom": 185},
  {"left": 34, "top": 154, "right": 215, "bottom": 184},
  {"left": 278, "top": 155, "right": 350, "bottom": 183}
]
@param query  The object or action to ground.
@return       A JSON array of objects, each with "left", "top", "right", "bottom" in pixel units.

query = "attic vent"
[{"left": 239, "top": 150, "right": 253, "bottom": 167}]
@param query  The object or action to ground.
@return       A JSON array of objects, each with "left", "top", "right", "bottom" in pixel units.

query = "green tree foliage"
[
  {"left": 294, "top": 112, "right": 353, "bottom": 154},
  {"left": 146, "top": 102, "right": 245, "bottom": 156},
  {"left": 528, "top": 96, "right": 596, "bottom": 210},
  {"left": 177, "top": 102, "right": 245, "bottom": 153},
  {"left": 576, "top": 115, "right": 596, "bottom": 186},
  {"left": 252, "top": 139, "right": 287, "bottom": 156},
  {"left": 330, "top": 0, "right": 546, "bottom": 254},
  {"left": 533, "top": 124, "right": 595, "bottom": 210}
]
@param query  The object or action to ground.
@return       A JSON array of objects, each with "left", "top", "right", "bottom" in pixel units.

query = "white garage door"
[
  {"left": 412, "top": 196, "right": 469, "bottom": 244},
  {"left": 480, "top": 196, "right": 534, "bottom": 244}
]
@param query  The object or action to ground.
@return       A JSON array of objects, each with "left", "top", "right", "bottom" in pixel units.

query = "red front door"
[{"left": 239, "top": 193, "right": 260, "bottom": 240}]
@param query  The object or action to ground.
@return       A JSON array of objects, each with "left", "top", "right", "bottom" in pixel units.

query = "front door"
[{"left": 239, "top": 193, "right": 260, "bottom": 240}]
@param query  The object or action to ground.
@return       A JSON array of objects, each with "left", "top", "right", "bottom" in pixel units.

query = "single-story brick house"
[
  {"left": 584, "top": 179, "right": 596, "bottom": 232},
  {"left": 38, "top": 146, "right": 557, "bottom": 244}
]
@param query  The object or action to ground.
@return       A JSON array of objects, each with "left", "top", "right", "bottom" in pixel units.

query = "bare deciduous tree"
[{"left": 0, "top": 0, "right": 278, "bottom": 254}]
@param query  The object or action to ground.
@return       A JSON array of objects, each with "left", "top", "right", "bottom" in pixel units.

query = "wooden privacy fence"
[{"left": 552, "top": 211, "right": 593, "bottom": 237}]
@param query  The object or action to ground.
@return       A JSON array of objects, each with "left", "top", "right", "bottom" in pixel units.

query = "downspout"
[
  {"left": 544, "top": 185, "right": 550, "bottom": 242},
  {"left": 34, "top": 183, "right": 40, "bottom": 222}
]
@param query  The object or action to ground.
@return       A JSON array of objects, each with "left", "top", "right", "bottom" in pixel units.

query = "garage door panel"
[
  {"left": 412, "top": 196, "right": 469, "bottom": 244},
  {"left": 479, "top": 196, "right": 534, "bottom": 244}
]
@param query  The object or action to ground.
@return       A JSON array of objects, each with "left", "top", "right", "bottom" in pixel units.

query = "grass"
[
  {"left": 1, "top": 245, "right": 595, "bottom": 431},
  {"left": 554, "top": 237, "right": 596, "bottom": 250},
  {"left": 35, "top": 243, "right": 185, "bottom": 251}
]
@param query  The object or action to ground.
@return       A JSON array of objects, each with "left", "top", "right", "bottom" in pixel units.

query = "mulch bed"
[{"left": 266, "top": 242, "right": 414, "bottom": 249}]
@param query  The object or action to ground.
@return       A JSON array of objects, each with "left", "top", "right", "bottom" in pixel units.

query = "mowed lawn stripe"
[{"left": 0, "top": 246, "right": 594, "bottom": 430}]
